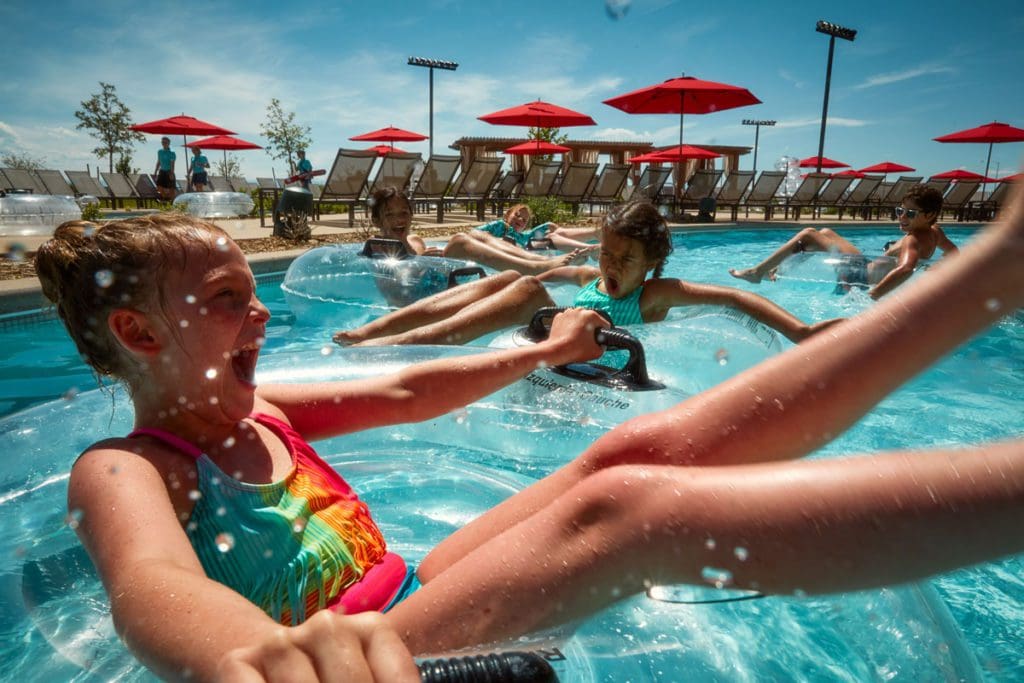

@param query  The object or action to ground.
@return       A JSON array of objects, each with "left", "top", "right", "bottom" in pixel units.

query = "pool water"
[{"left": 2, "top": 224, "right": 1022, "bottom": 680}]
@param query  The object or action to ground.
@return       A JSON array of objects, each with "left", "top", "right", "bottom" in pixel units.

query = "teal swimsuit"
[
  {"left": 573, "top": 278, "right": 645, "bottom": 325},
  {"left": 476, "top": 220, "right": 552, "bottom": 248}
]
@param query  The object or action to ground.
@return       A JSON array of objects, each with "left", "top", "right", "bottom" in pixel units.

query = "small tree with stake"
[
  {"left": 259, "top": 98, "right": 312, "bottom": 175},
  {"left": 75, "top": 82, "right": 145, "bottom": 174}
]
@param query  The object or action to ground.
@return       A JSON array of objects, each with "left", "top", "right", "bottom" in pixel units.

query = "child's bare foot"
[
  {"left": 561, "top": 248, "right": 589, "bottom": 267},
  {"left": 728, "top": 267, "right": 763, "bottom": 283},
  {"left": 332, "top": 330, "right": 361, "bottom": 346}
]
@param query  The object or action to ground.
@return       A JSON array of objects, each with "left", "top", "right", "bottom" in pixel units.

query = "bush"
[
  {"left": 523, "top": 196, "right": 576, "bottom": 227},
  {"left": 80, "top": 202, "right": 103, "bottom": 221}
]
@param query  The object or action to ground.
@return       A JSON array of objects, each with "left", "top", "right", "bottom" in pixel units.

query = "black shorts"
[
  {"left": 156, "top": 170, "right": 175, "bottom": 189},
  {"left": 191, "top": 172, "right": 208, "bottom": 186}
]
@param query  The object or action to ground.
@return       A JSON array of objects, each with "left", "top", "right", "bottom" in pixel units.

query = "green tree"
[
  {"left": 215, "top": 154, "right": 242, "bottom": 178},
  {"left": 259, "top": 98, "right": 312, "bottom": 174},
  {"left": 528, "top": 126, "right": 568, "bottom": 162},
  {"left": 75, "top": 82, "right": 145, "bottom": 174},
  {"left": 115, "top": 153, "right": 138, "bottom": 176},
  {"left": 0, "top": 150, "right": 46, "bottom": 170}
]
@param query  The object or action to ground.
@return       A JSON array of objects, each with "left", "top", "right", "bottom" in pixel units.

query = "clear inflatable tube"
[
  {"left": 171, "top": 191, "right": 254, "bottom": 218},
  {"left": 0, "top": 193, "right": 81, "bottom": 236}
]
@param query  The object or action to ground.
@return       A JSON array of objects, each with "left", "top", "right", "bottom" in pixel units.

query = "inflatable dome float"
[
  {"left": 282, "top": 238, "right": 485, "bottom": 327},
  {"left": 0, "top": 193, "right": 81, "bottom": 236},
  {"left": 172, "top": 191, "right": 254, "bottom": 218},
  {"left": 0, "top": 339, "right": 983, "bottom": 681}
]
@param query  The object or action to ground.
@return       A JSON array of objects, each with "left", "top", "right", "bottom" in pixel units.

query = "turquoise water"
[{"left": 1, "top": 224, "right": 1022, "bottom": 680}]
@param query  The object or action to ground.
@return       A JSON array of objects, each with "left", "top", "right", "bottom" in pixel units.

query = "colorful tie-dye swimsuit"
[{"left": 129, "top": 412, "right": 412, "bottom": 624}]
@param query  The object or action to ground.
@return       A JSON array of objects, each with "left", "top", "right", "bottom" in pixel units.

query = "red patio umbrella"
[
  {"left": 934, "top": 121, "right": 1024, "bottom": 195},
  {"left": 479, "top": 100, "right": 597, "bottom": 128},
  {"left": 859, "top": 161, "right": 915, "bottom": 174},
  {"left": 503, "top": 140, "right": 571, "bottom": 156},
  {"left": 603, "top": 76, "right": 760, "bottom": 152},
  {"left": 186, "top": 135, "right": 262, "bottom": 171},
  {"left": 630, "top": 145, "right": 721, "bottom": 163},
  {"left": 131, "top": 115, "right": 235, "bottom": 190},
  {"left": 798, "top": 156, "right": 849, "bottom": 169},
  {"left": 930, "top": 169, "right": 996, "bottom": 182},
  {"left": 833, "top": 169, "right": 867, "bottom": 178},
  {"left": 1000, "top": 173, "right": 1023, "bottom": 183},
  {"left": 350, "top": 126, "right": 428, "bottom": 152},
  {"left": 364, "top": 144, "right": 409, "bottom": 156}
]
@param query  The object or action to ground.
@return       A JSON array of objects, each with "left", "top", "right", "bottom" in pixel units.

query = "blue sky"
[{"left": 2, "top": 0, "right": 1023, "bottom": 181}]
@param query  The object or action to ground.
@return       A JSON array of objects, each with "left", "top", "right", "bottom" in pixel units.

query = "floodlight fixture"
[
  {"left": 742, "top": 119, "right": 776, "bottom": 177},
  {"left": 815, "top": 21, "right": 857, "bottom": 41},
  {"left": 814, "top": 20, "right": 857, "bottom": 172},
  {"left": 407, "top": 56, "right": 460, "bottom": 157}
]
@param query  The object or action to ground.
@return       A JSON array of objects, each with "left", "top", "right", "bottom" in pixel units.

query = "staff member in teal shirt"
[
  {"left": 295, "top": 149, "right": 314, "bottom": 189},
  {"left": 154, "top": 137, "right": 176, "bottom": 201},
  {"left": 189, "top": 147, "right": 210, "bottom": 192}
]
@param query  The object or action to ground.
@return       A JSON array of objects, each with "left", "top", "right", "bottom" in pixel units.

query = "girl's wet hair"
[
  {"left": 603, "top": 201, "right": 673, "bottom": 278},
  {"left": 369, "top": 186, "right": 412, "bottom": 225},
  {"left": 35, "top": 214, "right": 230, "bottom": 380}
]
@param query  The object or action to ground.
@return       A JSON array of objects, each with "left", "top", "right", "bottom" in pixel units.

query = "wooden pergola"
[{"left": 450, "top": 136, "right": 751, "bottom": 186}]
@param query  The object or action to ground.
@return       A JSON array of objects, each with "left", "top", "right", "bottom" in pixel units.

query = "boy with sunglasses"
[{"left": 729, "top": 184, "right": 958, "bottom": 298}]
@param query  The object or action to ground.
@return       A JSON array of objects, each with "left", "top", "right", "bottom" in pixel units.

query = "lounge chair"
[
  {"left": 230, "top": 177, "right": 253, "bottom": 193},
  {"left": 713, "top": 170, "right": 754, "bottom": 220},
  {"left": 741, "top": 171, "right": 786, "bottom": 220},
  {"left": 940, "top": 181, "right": 981, "bottom": 221},
  {"left": 100, "top": 172, "right": 140, "bottom": 209},
  {"left": 626, "top": 166, "right": 672, "bottom": 203},
  {"left": 834, "top": 176, "right": 882, "bottom": 220},
  {"left": 519, "top": 159, "right": 562, "bottom": 199},
  {"left": 130, "top": 174, "right": 161, "bottom": 206},
  {"left": 871, "top": 176, "right": 923, "bottom": 219},
  {"left": 923, "top": 178, "right": 951, "bottom": 198},
  {"left": 679, "top": 168, "right": 723, "bottom": 213},
  {"left": 487, "top": 170, "right": 524, "bottom": 217},
  {"left": 967, "top": 182, "right": 1009, "bottom": 221},
  {"left": 65, "top": 171, "right": 111, "bottom": 206},
  {"left": 783, "top": 172, "right": 829, "bottom": 220},
  {"left": 582, "top": 164, "right": 630, "bottom": 213},
  {"left": 256, "top": 177, "right": 281, "bottom": 190},
  {"left": 368, "top": 152, "right": 423, "bottom": 196},
  {"left": 809, "top": 175, "right": 855, "bottom": 218},
  {"left": 448, "top": 156, "right": 505, "bottom": 220},
  {"left": 553, "top": 162, "right": 599, "bottom": 211},
  {"left": 409, "top": 154, "right": 461, "bottom": 222},
  {"left": 207, "top": 175, "right": 234, "bottom": 192},
  {"left": 1, "top": 168, "right": 48, "bottom": 194},
  {"left": 313, "top": 148, "right": 379, "bottom": 227},
  {"left": 35, "top": 170, "right": 77, "bottom": 196}
]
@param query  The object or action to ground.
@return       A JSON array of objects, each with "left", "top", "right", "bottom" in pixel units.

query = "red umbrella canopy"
[
  {"left": 479, "top": 100, "right": 596, "bottom": 128},
  {"left": 131, "top": 115, "right": 235, "bottom": 137},
  {"left": 349, "top": 126, "right": 428, "bottom": 142},
  {"left": 834, "top": 169, "right": 867, "bottom": 178},
  {"left": 1000, "top": 173, "right": 1023, "bottom": 183},
  {"left": 186, "top": 135, "right": 262, "bottom": 151},
  {"left": 930, "top": 169, "right": 996, "bottom": 182},
  {"left": 630, "top": 145, "right": 720, "bottom": 163},
  {"left": 503, "top": 140, "right": 572, "bottom": 156},
  {"left": 859, "top": 161, "right": 915, "bottom": 174},
  {"left": 933, "top": 121, "right": 1024, "bottom": 144},
  {"left": 364, "top": 144, "right": 409, "bottom": 156},
  {"left": 798, "top": 156, "right": 849, "bottom": 169}
]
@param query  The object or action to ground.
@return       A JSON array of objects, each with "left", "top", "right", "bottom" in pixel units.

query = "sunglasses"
[{"left": 895, "top": 207, "right": 920, "bottom": 219}]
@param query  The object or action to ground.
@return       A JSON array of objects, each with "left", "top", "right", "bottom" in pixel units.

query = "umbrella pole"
[
  {"left": 983, "top": 142, "right": 993, "bottom": 199},
  {"left": 183, "top": 134, "right": 191, "bottom": 193}
]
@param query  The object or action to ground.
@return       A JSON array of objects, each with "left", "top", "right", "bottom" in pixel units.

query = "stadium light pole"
[
  {"left": 407, "top": 56, "right": 459, "bottom": 158},
  {"left": 742, "top": 119, "right": 776, "bottom": 177},
  {"left": 814, "top": 20, "right": 856, "bottom": 173}
]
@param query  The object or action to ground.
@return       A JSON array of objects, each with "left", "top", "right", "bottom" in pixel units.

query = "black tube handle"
[
  {"left": 418, "top": 651, "right": 557, "bottom": 682},
  {"left": 526, "top": 306, "right": 613, "bottom": 341},
  {"left": 360, "top": 238, "right": 411, "bottom": 260},
  {"left": 448, "top": 266, "right": 487, "bottom": 289},
  {"left": 595, "top": 327, "right": 651, "bottom": 386}
]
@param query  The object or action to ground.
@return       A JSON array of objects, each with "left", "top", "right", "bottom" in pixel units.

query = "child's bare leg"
[
  {"left": 421, "top": 181, "right": 1024, "bottom": 578},
  {"left": 355, "top": 276, "right": 555, "bottom": 346},
  {"left": 729, "top": 227, "right": 859, "bottom": 282},
  {"left": 443, "top": 234, "right": 585, "bottom": 275},
  {"left": 334, "top": 271, "right": 522, "bottom": 345},
  {"left": 397, "top": 439, "right": 1024, "bottom": 654}
]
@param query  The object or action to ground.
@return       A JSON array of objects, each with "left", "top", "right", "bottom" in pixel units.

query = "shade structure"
[
  {"left": 185, "top": 135, "right": 262, "bottom": 172},
  {"left": 479, "top": 100, "right": 596, "bottom": 128},
  {"left": 503, "top": 140, "right": 571, "bottom": 156},
  {"left": 630, "top": 145, "right": 720, "bottom": 164},
  {"left": 364, "top": 144, "right": 409, "bottom": 156},
  {"left": 349, "top": 126, "right": 428, "bottom": 143},
  {"left": 603, "top": 76, "right": 760, "bottom": 151},
  {"left": 934, "top": 121, "right": 1024, "bottom": 196},
  {"left": 859, "top": 161, "right": 915, "bottom": 174},
  {"left": 798, "top": 156, "right": 848, "bottom": 169},
  {"left": 930, "top": 169, "right": 996, "bottom": 182},
  {"left": 131, "top": 115, "right": 236, "bottom": 191},
  {"left": 833, "top": 169, "right": 867, "bottom": 178}
]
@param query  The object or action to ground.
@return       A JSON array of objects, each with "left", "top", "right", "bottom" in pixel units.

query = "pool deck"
[{"left": 0, "top": 209, "right": 901, "bottom": 315}]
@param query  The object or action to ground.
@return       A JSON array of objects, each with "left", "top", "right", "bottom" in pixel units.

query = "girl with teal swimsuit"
[
  {"left": 337, "top": 201, "right": 842, "bottom": 346},
  {"left": 35, "top": 184, "right": 1024, "bottom": 681}
]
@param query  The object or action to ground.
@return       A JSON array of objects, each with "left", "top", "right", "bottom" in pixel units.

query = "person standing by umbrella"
[
  {"left": 153, "top": 136, "right": 176, "bottom": 201},
  {"left": 295, "top": 149, "right": 314, "bottom": 190},
  {"left": 189, "top": 146, "right": 210, "bottom": 192}
]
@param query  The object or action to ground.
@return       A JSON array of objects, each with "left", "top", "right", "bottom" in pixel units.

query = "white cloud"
[
  {"left": 853, "top": 65, "right": 956, "bottom": 90},
  {"left": 774, "top": 117, "right": 869, "bottom": 129}
]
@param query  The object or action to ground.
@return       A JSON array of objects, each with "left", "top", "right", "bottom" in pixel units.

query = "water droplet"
[
  {"left": 215, "top": 532, "right": 235, "bottom": 552},
  {"left": 262, "top": 548, "right": 273, "bottom": 559},
  {"left": 198, "top": 306, "right": 208, "bottom": 316},
  {"left": 454, "top": 408, "right": 469, "bottom": 425},
  {"left": 704, "top": 538, "right": 716, "bottom": 550},
  {"left": 205, "top": 368, "right": 218, "bottom": 379},
  {"left": 62, "top": 386, "right": 80, "bottom": 401},
  {"left": 215, "top": 236, "right": 230, "bottom": 251},
  {"left": 537, "top": 360, "right": 549, "bottom": 369},
  {"left": 222, "top": 436, "right": 236, "bottom": 449},
  {"left": 179, "top": 319, "right": 189, "bottom": 328},
  {"left": 714, "top": 348, "right": 729, "bottom": 366},
  {"left": 94, "top": 269, "right": 115, "bottom": 288},
  {"left": 216, "top": 506, "right": 227, "bottom": 517},
  {"left": 65, "top": 508, "right": 84, "bottom": 529},
  {"left": 734, "top": 546, "right": 749, "bottom": 561},
  {"left": 985, "top": 298, "right": 1001, "bottom": 312},
  {"left": 292, "top": 519, "right": 307, "bottom": 534},
  {"left": 185, "top": 294, "right": 197, "bottom": 304},
  {"left": 320, "top": 345, "right": 333, "bottom": 356},
  {"left": 605, "top": 0, "right": 631, "bottom": 20},
  {"left": 701, "top": 565, "right": 734, "bottom": 589},
  {"left": 188, "top": 489, "right": 202, "bottom": 501},
  {"left": 208, "top": 396, "right": 219, "bottom": 405}
]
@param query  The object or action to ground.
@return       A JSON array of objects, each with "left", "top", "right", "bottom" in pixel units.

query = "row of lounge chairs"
[{"left": 0, "top": 168, "right": 254, "bottom": 208}]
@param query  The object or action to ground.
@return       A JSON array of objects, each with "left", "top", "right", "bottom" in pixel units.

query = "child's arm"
[
  {"left": 408, "top": 234, "right": 444, "bottom": 257},
  {"left": 645, "top": 279, "right": 841, "bottom": 343},
  {"left": 259, "top": 308, "right": 608, "bottom": 440},
  {"left": 869, "top": 237, "right": 922, "bottom": 299},
  {"left": 537, "top": 264, "right": 600, "bottom": 285},
  {"left": 935, "top": 226, "right": 959, "bottom": 257}
]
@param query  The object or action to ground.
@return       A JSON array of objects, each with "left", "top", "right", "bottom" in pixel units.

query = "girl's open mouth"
[{"left": 231, "top": 345, "right": 260, "bottom": 386}]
